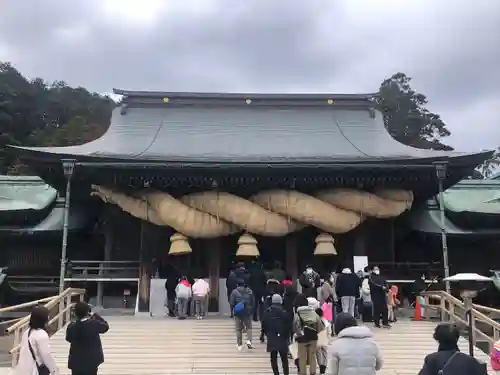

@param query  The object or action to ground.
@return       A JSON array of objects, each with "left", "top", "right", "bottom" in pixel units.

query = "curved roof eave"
[
  {"left": 7, "top": 144, "right": 493, "bottom": 167},
  {"left": 6, "top": 90, "right": 494, "bottom": 171}
]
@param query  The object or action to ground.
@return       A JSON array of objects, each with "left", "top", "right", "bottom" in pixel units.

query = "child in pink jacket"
[{"left": 192, "top": 278, "right": 210, "bottom": 319}]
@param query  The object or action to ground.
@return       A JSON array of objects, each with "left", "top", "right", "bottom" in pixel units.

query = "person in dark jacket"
[
  {"left": 283, "top": 284, "right": 298, "bottom": 319},
  {"left": 410, "top": 274, "right": 427, "bottom": 306},
  {"left": 249, "top": 260, "right": 268, "bottom": 321},
  {"left": 226, "top": 263, "right": 237, "bottom": 317},
  {"left": 335, "top": 267, "right": 360, "bottom": 317},
  {"left": 229, "top": 280, "right": 254, "bottom": 350},
  {"left": 271, "top": 261, "right": 286, "bottom": 283},
  {"left": 369, "top": 266, "right": 390, "bottom": 328},
  {"left": 298, "top": 265, "right": 320, "bottom": 298},
  {"left": 418, "top": 323, "right": 487, "bottom": 375},
  {"left": 66, "top": 301, "right": 109, "bottom": 375},
  {"left": 227, "top": 263, "right": 249, "bottom": 317},
  {"left": 165, "top": 275, "right": 178, "bottom": 317},
  {"left": 262, "top": 294, "right": 290, "bottom": 375},
  {"left": 260, "top": 278, "right": 283, "bottom": 342}
]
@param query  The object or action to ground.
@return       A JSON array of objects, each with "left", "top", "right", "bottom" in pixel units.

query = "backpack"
[
  {"left": 264, "top": 307, "right": 287, "bottom": 335},
  {"left": 491, "top": 340, "right": 500, "bottom": 370},
  {"left": 295, "top": 313, "right": 318, "bottom": 343},
  {"left": 233, "top": 289, "right": 251, "bottom": 317}
]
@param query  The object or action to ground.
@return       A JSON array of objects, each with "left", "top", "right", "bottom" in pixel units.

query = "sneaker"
[
  {"left": 374, "top": 324, "right": 381, "bottom": 328},
  {"left": 237, "top": 345, "right": 243, "bottom": 351},
  {"left": 382, "top": 324, "right": 392, "bottom": 329},
  {"left": 246, "top": 340, "right": 253, "bottom": 349}
]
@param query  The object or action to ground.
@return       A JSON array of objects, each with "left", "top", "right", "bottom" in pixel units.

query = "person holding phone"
[{"left": 66, "top": 302, "right": 109, "bottom": 375}]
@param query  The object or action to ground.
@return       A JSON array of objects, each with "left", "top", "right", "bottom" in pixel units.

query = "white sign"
[{"left": 353, "top": 256, "right": 368, "bottom": 274}]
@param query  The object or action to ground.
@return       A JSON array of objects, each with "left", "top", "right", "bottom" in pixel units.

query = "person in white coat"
[
  {"left": 14, "top": 305, "right": 59, "bottom": 375},
  {"left": 326, "top": 313, "right": 383, "bottom": 375}
]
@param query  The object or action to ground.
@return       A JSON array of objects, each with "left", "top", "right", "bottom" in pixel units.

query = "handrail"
[
  {"left": 473, "top": 303, "right": 500, "bottom": 316},
  {"left": 6, "top": 288, "right": 84, "bottom": 334},
  {"left": 6, "top": 287, "right": 86, "bottom": 367},
  {"left": 0, "top": 295, "right": 58, "bottom": 314},
  {"left": 421, "top": 290, "right": 500, "bottom": 352}
]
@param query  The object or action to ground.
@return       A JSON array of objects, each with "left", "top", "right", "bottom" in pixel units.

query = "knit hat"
[
  {"left": 307, "top": 297, "right": 320, "bottom": 309},
  {"left": 271, "top": 294, "right": 283, "bottom": 304}
]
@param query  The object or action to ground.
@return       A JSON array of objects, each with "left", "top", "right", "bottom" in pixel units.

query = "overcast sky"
[{"left": 1, "top": 0, "right": 499, "bottom": 152}]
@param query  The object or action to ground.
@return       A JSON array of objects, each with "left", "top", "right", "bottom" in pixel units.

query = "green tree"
[
  {"left": 0, "top": 61, "right": 114, "bottom": 173},
  {"left": 377, "top": 72, "right": 453, "bottom": 151}
]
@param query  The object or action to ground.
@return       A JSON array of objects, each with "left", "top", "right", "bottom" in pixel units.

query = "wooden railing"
[
  {"left": 4, "top": 287, "right": 86, "bottom": 367},
  {"left": 66, "top": 260, "right": 139, "bottom": 280},
  {"left": 421, "top": 290, "right": 500, "bottom": 353}
]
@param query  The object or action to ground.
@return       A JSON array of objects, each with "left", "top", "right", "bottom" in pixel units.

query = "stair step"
[{"left": 20, "top": 317, "right": 495, "bottom": 375}]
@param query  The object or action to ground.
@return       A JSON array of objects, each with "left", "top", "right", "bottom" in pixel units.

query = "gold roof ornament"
[
  {"left": 168, "top": 232, "right": 192, "bottom": 255},
  {"left": 236, "top": 233, "right": 259, "bottom": 257},
  {"left": 314, "top": 233, "right": 337, "bottom": 255}
]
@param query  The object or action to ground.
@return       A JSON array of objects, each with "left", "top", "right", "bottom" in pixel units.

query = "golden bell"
[
  {"left": 168, "top": 233, "right": 192, "bottom": 255},
  {"left": 236, "top": 233, "right": 259, "bottom": 257},
  {"left": 314, "top": 233, "right": 337, "bottom": 255}
]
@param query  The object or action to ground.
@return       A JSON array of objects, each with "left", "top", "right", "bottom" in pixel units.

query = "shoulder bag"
[
  {"left": 438, "top": 351, "right": 459, "bottom": 375},
  {"left": 295, "top": 313, "right": 318, "bottom": 343}
]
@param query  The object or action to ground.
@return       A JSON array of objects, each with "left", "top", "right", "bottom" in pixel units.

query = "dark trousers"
[
  {"left": 372, "top": 296, "right": 389, "bottom": 326},
  {"left": 227, "top": 290, "right": 234, "bottom": 317},
  {"left": 253, "top": 293, "right": 264, "bottom": 321},
  {"left": 72, "top": 369, "right": 98, "bottom": 375},
  {"left": 270, "top": 350, "right": 289, "bottom": 375}
]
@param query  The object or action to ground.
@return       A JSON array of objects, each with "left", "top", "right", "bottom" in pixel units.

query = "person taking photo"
[{"left": 66, "top": 301, "right": 109, "bottom": 375}]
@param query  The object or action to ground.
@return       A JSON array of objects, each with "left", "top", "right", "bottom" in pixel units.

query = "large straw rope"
[{"left": 91, "top": 185, "right": 413, "bottom": 238}]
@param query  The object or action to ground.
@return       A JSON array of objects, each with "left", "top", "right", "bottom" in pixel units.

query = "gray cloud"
[{"left": 1, "top": 0, "right": 499, "bottom": 152}]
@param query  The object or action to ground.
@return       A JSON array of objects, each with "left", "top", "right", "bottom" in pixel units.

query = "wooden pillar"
[
  {"left": 389, "top": 219, "right": 396, "bottom": 273},
  {"left": 353, "top": 225, "right": 366, "bottom": 257},
  {"left": 286, "top": 234, "right": 298, "bottom": 281},
  {"left": 96, "top": 220, "right": 113, "bottom": 307},
  {"left": 137, "top": 220, "right": 152, "bottom": 313},
  {"left": 208, "top": 239, "right": 220, "bottom": 312}
]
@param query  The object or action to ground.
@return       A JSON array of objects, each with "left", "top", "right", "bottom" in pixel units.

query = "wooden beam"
[
  {"left": 208, "top": 239, "right": 220, "bottom": 312},
  {"left": 286, "top": 234, "right": 298, "bottom": 281},
  {"left": 137, "top": 220, "right": 152, "bottom": 313}
]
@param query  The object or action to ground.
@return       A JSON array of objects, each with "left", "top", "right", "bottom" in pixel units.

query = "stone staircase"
[{"left": 45, "top": 317, "right": 494, "bottom": 375}]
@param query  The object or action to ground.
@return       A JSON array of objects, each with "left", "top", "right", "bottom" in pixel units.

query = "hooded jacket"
[
  {"left": 292, "top": 306, "right": 325, "bottom": 338},
  {"left": 229, "top": 286, "right": 254, "bottom": 316},
  {"left": 326, "top": 326, "right": 383, "bottom": 375},
  {"left": 175, "top": 280, "right": 192, "bottom": 299},
  {"left": 336, "top": 268, "right": 361, "bottom": 298},
  {"left": 262, "top": 304, "right": 290, "bottom": 352}
]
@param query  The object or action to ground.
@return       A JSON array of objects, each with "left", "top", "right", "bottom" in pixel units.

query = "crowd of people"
[
  {"left": 11, "top": 261, "right": 491, "bottom": 375},
  {"left": 222, "top": 262, "right": 489, "bottom": 375}
]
